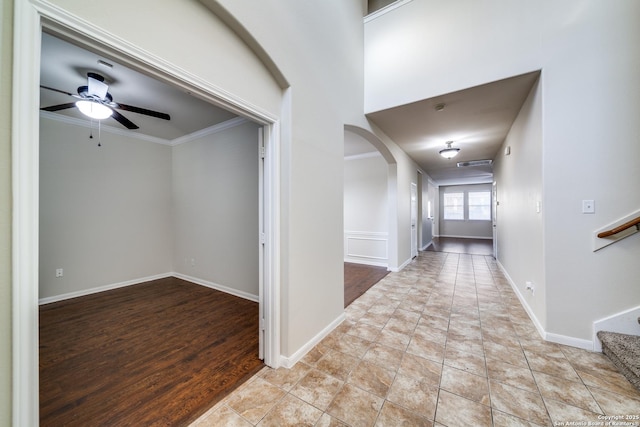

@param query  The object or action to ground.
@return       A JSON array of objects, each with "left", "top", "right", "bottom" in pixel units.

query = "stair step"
[{"left": 597, "top": 331, "right": 640, "bottom": 391}]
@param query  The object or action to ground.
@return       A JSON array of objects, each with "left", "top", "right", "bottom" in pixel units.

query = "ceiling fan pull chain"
[
  {"left": 98, "top": 120, "right": 102, "bottom": 147},
  {"left": 89, "top": 117, "right": 94, "bottom": 140}
]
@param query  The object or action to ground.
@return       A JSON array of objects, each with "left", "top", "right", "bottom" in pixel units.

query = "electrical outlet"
[{"left": 56, "top": 268, "right": 63, "bottom": 278}]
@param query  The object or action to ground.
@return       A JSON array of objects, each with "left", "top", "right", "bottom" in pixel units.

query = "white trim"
[
  {"left": 497, "top": 261, "right": 594, "bottom": 351},
  {"left": 364, "top": 0, "right": 414, "bottom": 23},
  {"left": 173, "top": 273, "right": 259, "bottom": 303},
  {"left": 279, "top": 313, "right": 346, "bottom": 369},
  {"left": 344, "top": 258, "right": 389, "bottom": 269},
  {"left": 438, "top": 234, "right": 493, "bottom": 240},
  {"left": 420, "top": 240, "right": 433, "bottom": 251},
  {"left": 12, "top": 2, "right": 41, "bottom": 425},
  {"left": 40, "top": 111, "right": 250, "bottom": 147},
  {"left": 344, "top": 231, "right": 389, "bottom": 266},
  {"left": 38, "top": 273, "right": 173, "bottom": 305},
  {"left": 593, "top": 305, "right": 640, "bottom": 352},
  {"left": 497, "top": 260, "right": 546, "bottom": 339},
  {"left": 170, "top": 117, "right": 249, "bottom": 146},
  {"left": 545, "top": 332, "right": 593, "bottom": 352},
  {"left": 390, "top": 257, "right": 412, "bottom": 273},
  {"left": 40, "top": 110, "right": 172, "bottom": 145},
  {"left": 14, "top": 2, "right": 283, "bottom": 423},
  {"left": 344, "top": 151, "right": 382, "bottom": 161},
  {"left": 37, "top": 271, "right": 260, "bottom": 306}
]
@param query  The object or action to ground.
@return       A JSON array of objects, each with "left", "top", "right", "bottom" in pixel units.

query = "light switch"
[{"left": 582, "top": 200, "right": 595, "bottom": 214}]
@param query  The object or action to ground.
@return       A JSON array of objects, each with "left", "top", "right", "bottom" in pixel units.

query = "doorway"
[{"left": 12, "top": 4, "right": 280, "bottom": 425}]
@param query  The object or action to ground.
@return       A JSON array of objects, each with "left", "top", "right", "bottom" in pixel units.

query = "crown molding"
[
  {"left": 364, "top": 0, "right": 414, "bottom": 23},
  {"left": 170, "top": 117, "right": 249, "bottom": 146},
  {"left": 40, "top": 111, "right": 250, "bottom": 146},
  {"left": 39, "top": 110, "right": 172, "bottom": 145}
]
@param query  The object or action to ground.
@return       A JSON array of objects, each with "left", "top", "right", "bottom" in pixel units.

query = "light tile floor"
[{"left": 190, "top": 252, "right": 640, "bottom": 427}]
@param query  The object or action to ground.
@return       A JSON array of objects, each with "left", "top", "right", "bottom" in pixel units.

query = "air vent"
[{"left": 457, "top": 159, "right": 493, "bottom": 167}]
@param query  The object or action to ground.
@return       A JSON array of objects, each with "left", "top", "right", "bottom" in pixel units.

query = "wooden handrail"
[{"left": 597, "top": 216, "right": 640, "bottom": 238}]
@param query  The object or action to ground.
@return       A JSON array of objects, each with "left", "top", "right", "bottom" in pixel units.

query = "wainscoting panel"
[{"left": 344, "top": 231, "right": 388, "bottom": 267}]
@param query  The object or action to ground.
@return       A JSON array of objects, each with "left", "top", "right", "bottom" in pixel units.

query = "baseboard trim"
[
  {"left": 390, "top": 257, "right": 412, "bottom": 273},
  {"left": 279, "top": 312, "right": 346, "bottom": 369},
  {"left": 438, "top": 234, "right": 493, "bottom": 240},
  {"left": 172, "top": 272, "right": 259, "bottom": 303},
  {"left": 593, "top": 305, "right": 640, "bottom": 352},
  {"left": 39, "top": 272, "right": 259, "bottom": 305},
  {"left": 38, "top": 272, "right": 174, "bottom": 305},
  {"left": 496, "top": 261, "right": 595, "bottom": 351},
  {"left": 496, "top": 261, "right": 546, "bottom": 339},
  {"left": 344, "top": 258, "right": 388, "bottom": 269},
  {"left": 545, "top": 332, "right": 593, "bottom": 351}
]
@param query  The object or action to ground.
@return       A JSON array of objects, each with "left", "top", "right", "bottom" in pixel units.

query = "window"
[
  {"left": 443, "top": 192, "right": 464, "bottom": 220},
  {"left": 468, "top": 191, "right": 491, "bottom": 220}
]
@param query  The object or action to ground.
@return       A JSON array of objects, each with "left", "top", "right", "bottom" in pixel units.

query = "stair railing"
[
  {"left": 593, "top": 210, "right": 640, "bottom": 251},
  {"left": 597, "top": 216, "right": 640, "bottom": 238}
]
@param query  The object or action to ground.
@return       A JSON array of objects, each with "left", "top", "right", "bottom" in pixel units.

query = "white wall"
[
  {"left": 344, "top": 153, "right": 389, "bottom": 267},
  {"left": 172, "top": 121, "right": 260, "bottom": 299},
  {"left": 438, "top": 184, "right": 493, "bottom": 239},
  {"left": 39, "top": 116, "right": 173, "bottom": 299},
  {"left": 493, "top": 79, "right": 545, "bottom": 329},
  {"left": 366, "top": 0, "right": 640, "bottom": 345},
  {"left": 206, "top": 0, "right": 367, "bottom": 357}
]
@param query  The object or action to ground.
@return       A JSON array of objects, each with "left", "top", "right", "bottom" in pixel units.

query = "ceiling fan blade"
[
  {"left": 111, "top": 110, "right": 139, "bottom": 130},
  {"left": 115, "top": 103, "right": 171, "bottom": 121},
  {"left": 41, "top": 102, "right": 77, "bottom": 112},
  {"left": 40, "top": 85, "right": 74, "bottom": 97}
]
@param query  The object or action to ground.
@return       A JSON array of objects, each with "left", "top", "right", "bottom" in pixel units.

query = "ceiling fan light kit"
[
  {"left": 75, "top": 100, "right": 113, "bottom": 120},
  {"left": 439, "top": 141, "right": 460, "bottom": 159}
]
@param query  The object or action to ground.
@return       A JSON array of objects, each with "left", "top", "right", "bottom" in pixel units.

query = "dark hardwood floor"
[
  {"left": 39, "top": 277, "right": 263, "bottom": 427},
  {"left": 344, "top": 262, "right": 389, "bottom": 308},
  {"left": 425, "top": 236, "right": 494, "bottom": 256}
]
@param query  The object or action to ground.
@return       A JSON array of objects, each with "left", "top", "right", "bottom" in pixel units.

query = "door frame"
[
  {"left": 410, "top": 182, "right": 418, "bottom": 258},
  {"left": 492, "top": 181, "right": 498, "bottom": 259},
  {"left": 12, "top": 2, "right": 281, "bottom": 425}
]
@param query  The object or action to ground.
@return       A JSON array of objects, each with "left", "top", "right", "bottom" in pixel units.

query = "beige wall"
[
  {"left": 0, "top": 0, "right": 12, "bottom": 422},
  {"left": 172, "top": 120, "right": 260, "bottom": 298},
  {"left": 39, "top": 116, "right": 173, "bottom": 300}
]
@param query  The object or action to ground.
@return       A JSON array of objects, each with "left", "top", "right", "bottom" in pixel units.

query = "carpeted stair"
[{"left": 597, "top": 330, "right": 640, "bottom": 391}]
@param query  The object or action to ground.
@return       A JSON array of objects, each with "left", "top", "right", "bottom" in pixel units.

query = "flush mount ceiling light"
[
  {"left": 439, "top": 141, "right": 460, "bottom": 159},
  {"left": 75, "top": 100, "right": 113, "bottom": 120}
]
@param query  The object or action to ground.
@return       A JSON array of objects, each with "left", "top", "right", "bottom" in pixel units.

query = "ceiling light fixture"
[
  {"left": 439, "top": 141, "right": 460, "bottom": 159},
  {"left": 75, "top": 100, "right": 113, "bottom": 120}
]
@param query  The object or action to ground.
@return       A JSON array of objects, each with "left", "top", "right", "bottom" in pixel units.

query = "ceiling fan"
[{"left": 40, "top": 72, "right": 171, "bottom": 130}]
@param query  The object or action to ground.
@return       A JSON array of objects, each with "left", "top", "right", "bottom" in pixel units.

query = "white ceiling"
[
  {"left": 42, "top": 32, "right": 539, "bottom": 185},
  {"left": 40, "top": 32, "right": 238, "bottom": 141},
  {"left": 365, "top": 71, "right": 540, "bottom": 186}
]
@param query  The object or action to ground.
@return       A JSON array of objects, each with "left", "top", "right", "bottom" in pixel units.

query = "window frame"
[
  {"left": 467, "top": 190, "right": 492, "bottom": 221},
  {"left": 443, "top": 192, "right": 465, "bottom": 221}
]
